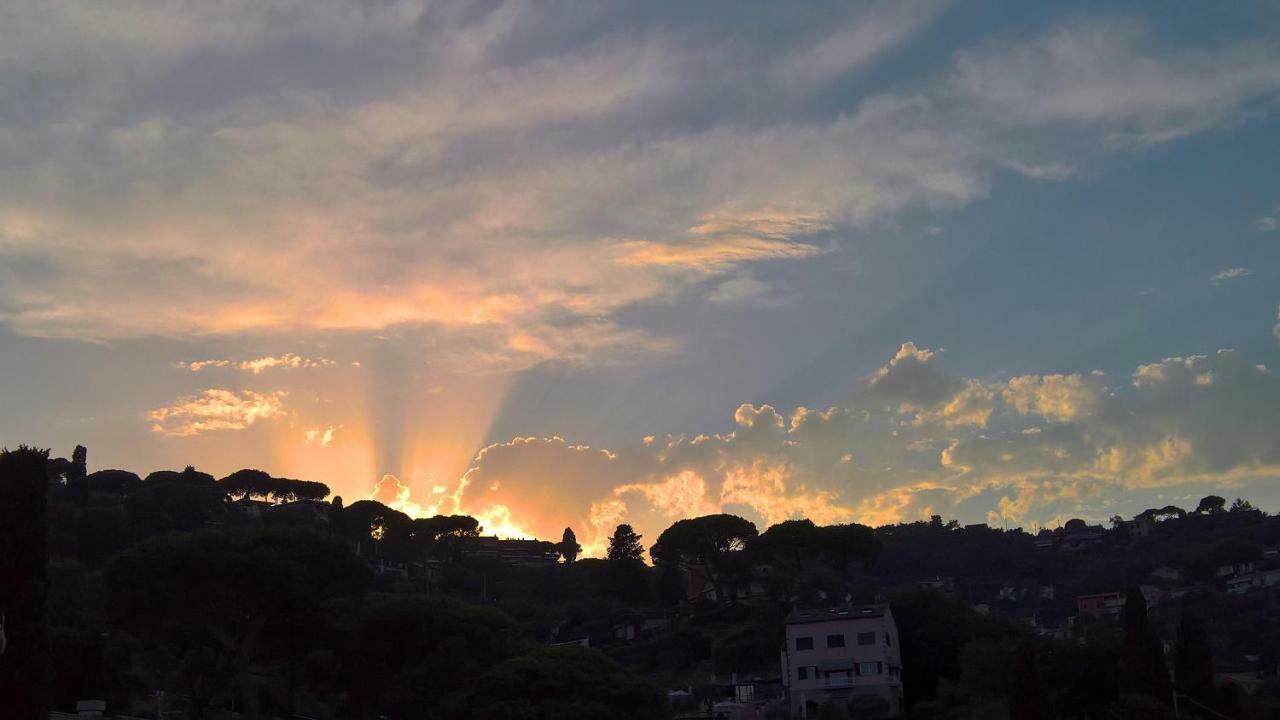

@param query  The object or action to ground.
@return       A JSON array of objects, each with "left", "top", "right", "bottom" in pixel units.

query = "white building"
[{"left": 780, "top": 604, "right": 904, "bottom": 718}]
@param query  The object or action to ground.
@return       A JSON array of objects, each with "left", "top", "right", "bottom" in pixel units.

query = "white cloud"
[
  {"left": 148, "top": 388, "right": 287, "bottom": 436},
  {"left": 1210, "top": 267, "right": 1252, "bottom": 284},
  {"left": 1256, "top": 216, "right": 1278, "bottom": 232}
]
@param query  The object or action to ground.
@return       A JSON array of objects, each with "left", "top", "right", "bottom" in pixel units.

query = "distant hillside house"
[{"left": 780, "top": 604, "right": 904, "bottom": 718}]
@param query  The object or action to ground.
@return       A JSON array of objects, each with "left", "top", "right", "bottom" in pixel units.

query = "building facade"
[{"left": 780, "top": 604, "right": 904, "bottom": 718}]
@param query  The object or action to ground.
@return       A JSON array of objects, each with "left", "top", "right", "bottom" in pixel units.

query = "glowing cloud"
[{"left": 149, "top": 389, "right": 287, "bottom": 436}]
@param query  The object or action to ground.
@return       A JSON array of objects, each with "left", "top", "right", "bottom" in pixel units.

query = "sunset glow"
[{"left": 3, "top": 1, "right": 1280, "bottom": 557}]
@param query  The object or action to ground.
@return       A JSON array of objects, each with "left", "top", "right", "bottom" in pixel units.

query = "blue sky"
[{"left": 1, "top": 0, "right": 1278, "bottom": 550}]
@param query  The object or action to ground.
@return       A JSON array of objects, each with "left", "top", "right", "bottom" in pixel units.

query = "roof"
[{"left": 785, "top": 604, "right": 887, "bottom": 625}]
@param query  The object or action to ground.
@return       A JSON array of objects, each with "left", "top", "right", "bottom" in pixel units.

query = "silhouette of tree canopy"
[
  {"left": 607, "top": 524, "right": 645, "bottom": 563},
  {"left": 83, "top": 469, "right": 142, "bottom": 495},
  {"left": 1230, "top": 497, "right": 1258, "bottom": 514},
  {"left": 751, "top": 519, "right": 880, "bottom": 572},
  {"left": 558, "top": 527, "right": 582, "bottom": 564},
  {"left": 219, "top": 468, "right": 330, "bottom": 503},
  {"left": 0, "top": 446, "right": 52, "bottom": 720},
  {"left": 1194, "top": 495, "right": 1226, "bottom": 515},
  {"left": 126, "top": 477, "right": 224, "bottom": 537},
  {"left": 144, "top": 465, "right": 216, "bottom": 486},
  {"left": 410, "top": 514, "right": 481, "bottom": 543},
  {"left": 649, "top": 514, "right": 757, "bottom": 565}
]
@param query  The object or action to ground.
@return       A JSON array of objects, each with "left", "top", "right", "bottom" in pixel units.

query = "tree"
[
  {"left": 104, "top": 528, "right": 371, "bottom": 720},
  {"left": 651, "top": 514, "right": 757, "bottom": 605},
  {"left": 606, "top": 525, "right": 648, "bottom": 601},
  {"left": 1174, "top": 613, "right": 1212, "bottom": 705},
  {"left": 558, "top": 527, "right": 582, "bottom": 564},
  {"left": 1194, "top": 495, "right": 1226, "bottom": 515},
  {"left": 650, "top": 514, "right": 758, "bottom": 564},
  {"left": 144, "top": 465, "right": 216, "bottom": 486},
  {"left": 470, "top": 645, "right": 668, "bottom": 720},
  {"left": 1121, "top": 588, "right": 1171, "bottom": 710},
  {"left": 1009, "top": 639, "right": 1052, "bottom": 720},
  {"left": 84, "top": 469, "right": 142, "bottom": 495},
  {"left": 1229, "top": 498, "right": 1257, "bottom": 513},
  {"left": 608, "top": 524, "right": 645, "bottom": 563},
  {"left": 0, "top": 446, "right": 52, "bottom": 720},
  {"left": 330, "top": 593, "right": 519, "bottom": 720}
]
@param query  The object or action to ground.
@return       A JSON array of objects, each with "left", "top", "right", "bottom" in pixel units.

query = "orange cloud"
[{"left": 149, "top": 389, "right": 287, "bottom": 436}]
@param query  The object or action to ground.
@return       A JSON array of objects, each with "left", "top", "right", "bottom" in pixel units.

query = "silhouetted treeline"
[{"left": 6, "top": 445, "right": 1280, "bottom": 719}]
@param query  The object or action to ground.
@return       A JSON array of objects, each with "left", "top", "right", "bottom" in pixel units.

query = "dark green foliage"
[
  {"left": 0, "top": 446, "right": 52, "bottom": 720},
  {"left": 329, "top": 593, "right": 520, "bottom": 720},
  {"left": 103, "top": 528, "right": 372, "bottom": 719},
  {"left": 1121, "top": 588, "right": 1172, "bottom": 710},
  {"left": 470, "top": 645, "right": 670, "bottom": 720},
  {"left": 889, "top": 589, "right": 1028, "bottom": 707},
  {"left": 1174, "top": 613, "right": 1212, "bottom": 704},
  {"left": 1009, "top": 639, "right": 1052, "bottom": 720}
]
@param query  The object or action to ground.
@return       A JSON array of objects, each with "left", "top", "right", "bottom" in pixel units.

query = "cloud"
[
  {"left": 2, "top": 7, "right": 1276, "bottom": 371},
  {"left": 1257, "top": 216, "right": 1278, "bottom": 232},
  {"left": 707, "top": 273, "right": 792, "bottom": 307},
  {"left": 180, "top": 353, "right": 337, "bottom": 374},
  {"left": 1210, "top": 267, "right": 1252, "bottom": 284},
  {"left": 444, "top": 330, "right": 1280, "bottom": 554},
  {"left": 304, "top": 425, "right": 338, "bottom": 447},
  {"left": 1003, "top": 373, "right": 1104, "bottom": 422},
  {"left": 148, "top": 388, "right": 287, "bottom": 436},
  {"left": 951, "top": 20, "right": 1280, "bottom": 144}
]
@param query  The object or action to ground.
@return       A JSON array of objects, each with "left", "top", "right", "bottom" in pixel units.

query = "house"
[
  {"left": 457, "top": 536, "right": 560, "bottom": 567},
  {"left": 780, "top": 604, "right": 905, "bottom": 718},
  {"left": 1077, "top": 591, "right": 1126, "bottom": 618}
]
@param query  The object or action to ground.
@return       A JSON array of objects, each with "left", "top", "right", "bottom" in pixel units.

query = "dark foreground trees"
[{"left": 0, "top": 446, "right": 52, "bottom": 720}]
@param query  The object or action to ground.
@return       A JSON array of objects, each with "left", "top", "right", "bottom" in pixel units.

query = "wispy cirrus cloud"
[{"left": 148, "top": 389, "right": 287, "bottom": 436}]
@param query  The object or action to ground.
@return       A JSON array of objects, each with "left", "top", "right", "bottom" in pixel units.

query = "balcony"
[{"left": 824, "top": 676, "right": 854, "bottom": 688}]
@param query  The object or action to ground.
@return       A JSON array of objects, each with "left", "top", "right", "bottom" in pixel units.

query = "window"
[
  {"left": 798, "top": 666, "right": 808, "bottom": 680},
  {"left": 855, "top": 661, "right": 881, "bottom": 676},
  {"left": 795, "top": 636, "right": 813, "bottom": 651},
  {"left": 885, "top": 632, "right": 892, "bottom": 646},
  {"left": 857, "top": 631, "right": 875, "bottom": 645},
  {"left": 826, "top": 633, "right": 845, "bottom": 648}
]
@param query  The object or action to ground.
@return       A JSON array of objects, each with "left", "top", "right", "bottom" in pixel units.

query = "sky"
[{"left": 2, "top": 0, "right": 1280, "bottom": 555}]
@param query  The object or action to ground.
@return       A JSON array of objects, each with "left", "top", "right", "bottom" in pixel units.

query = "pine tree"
[
  {"left": 607, "top": 524, "right": 644, "bottom": 563},
  {"left": 558, "top": 527, "right": 581, "bottom": 564}
]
